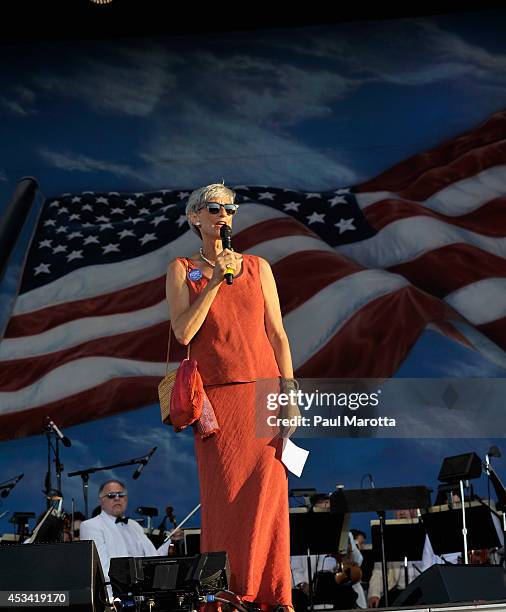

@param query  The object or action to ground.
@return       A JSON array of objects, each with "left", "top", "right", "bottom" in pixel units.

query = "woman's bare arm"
[
  {"left": 165, "top": 259, "right": 221, "bottom": 345},
  {"left": 258, "top": 257, "right": 294, "bottom": 378},
  {"left": 165, "top": 250, "right": 242, "bottom": 345}
]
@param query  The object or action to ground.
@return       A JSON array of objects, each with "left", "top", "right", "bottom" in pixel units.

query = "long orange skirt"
[{"left": 194, "top": 381, "right": 292, "bottom": 607}]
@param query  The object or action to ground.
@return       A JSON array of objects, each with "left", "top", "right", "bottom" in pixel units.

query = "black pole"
[
  {"left": 81, "top": 473, "right": 90, "bottom": 519},
  {"left": 306, "top": 548, "right": 313, "bottom": 612},
  {"left": 0, "top": 177, "right": 39, "bottom": 283},
  {"left": 55, "top": 437, "right": 63, "bottom": 500},
  {"left": 378, "top": 510, "right": 389, "bottom": 607},
  {"left": 45, "top": 430, "right": 52, "bottom": 510}
]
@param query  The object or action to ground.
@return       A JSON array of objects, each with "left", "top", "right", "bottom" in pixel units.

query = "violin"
[
  {"left": 334, "top": 563, "right": 362, "bottom": 585},
  {"left": 333, "top": 539, "right": 362, "bottom": 585},
  {"left": 468, "top": 548, "right": 491, "bottom": 565}
]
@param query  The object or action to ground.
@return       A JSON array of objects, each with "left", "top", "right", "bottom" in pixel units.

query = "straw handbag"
[{"left": 158, "top": 322, "right": 189, "bottom": 426}]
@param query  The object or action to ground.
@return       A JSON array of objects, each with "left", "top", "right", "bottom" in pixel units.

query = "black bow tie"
[{"left": 115, "top": 516, "right": 129, "bottom": 525}]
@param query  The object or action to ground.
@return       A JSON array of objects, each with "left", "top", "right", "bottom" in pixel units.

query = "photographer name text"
[{"left": 266, "top": 415, "right": 396, "bottom": 428}]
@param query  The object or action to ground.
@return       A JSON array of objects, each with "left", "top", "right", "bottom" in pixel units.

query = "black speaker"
[
  {"left": 438, "top": 452, "right": 482, "bottom": 482},
  {"left": 394, "top": 565, "right": 506, "bottom": 606},
  {"left": 109, "top": 551, "right": 229, "bottom": 596},
  {"left": 0, "top": 541, "right": 106, "bottom": 611}
]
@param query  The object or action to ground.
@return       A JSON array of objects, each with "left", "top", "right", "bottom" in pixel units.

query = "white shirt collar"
[{"left": 101, "top": 510, "right": 123, "bottom": 524}]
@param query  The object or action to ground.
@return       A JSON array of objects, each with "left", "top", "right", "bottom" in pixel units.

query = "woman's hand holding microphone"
[{"left": 209, "top": 249, "right": 243, "bottom": 288}]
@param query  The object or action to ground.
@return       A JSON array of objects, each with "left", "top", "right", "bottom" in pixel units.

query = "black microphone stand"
[
  {"left": 43, "top": 424, "right": 65, "bottom": 508},
  {"left": 68, "top": 452, "right": 153, "bottom": 518},
  {"left": 483, "top": 454, "right": 506, "bottom": 563}
]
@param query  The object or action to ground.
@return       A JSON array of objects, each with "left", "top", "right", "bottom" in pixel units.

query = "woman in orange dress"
[{"left": 165, "top": 183, "right": 296, "bottom": 610}]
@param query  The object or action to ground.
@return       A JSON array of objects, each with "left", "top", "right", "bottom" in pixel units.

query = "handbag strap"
[
  {"left": 165, "top": 257, "right": 194, "bottom": 374},
  {"left": 165, "top": 320, "right": 190, "bottom": 375}
]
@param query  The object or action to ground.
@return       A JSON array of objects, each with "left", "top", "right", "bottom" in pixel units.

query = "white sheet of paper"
[{"left": 281, "top": 438, "right": 309, "bottom": 477}]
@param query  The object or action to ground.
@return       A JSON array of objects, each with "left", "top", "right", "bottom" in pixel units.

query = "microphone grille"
[{"left": 220, "top": 224, "right": 232, "bottom": 239}]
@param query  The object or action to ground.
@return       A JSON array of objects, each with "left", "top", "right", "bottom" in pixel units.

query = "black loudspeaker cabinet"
[
  {"left": 0, "top": 541, "right": 106, "bottom": 611},
  {"left": 394, "top": 564, "right": 506, "bottom": 606},
  {"left": 438, "top": 452, "right": 482, "bottom": 482}
]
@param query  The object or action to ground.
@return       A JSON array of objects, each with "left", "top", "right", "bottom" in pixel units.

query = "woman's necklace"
[{"left": 199, "top": 248, "right": 216, "bottom": 268}]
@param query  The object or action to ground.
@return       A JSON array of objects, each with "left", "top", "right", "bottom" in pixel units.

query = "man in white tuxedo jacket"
[{"left": 80, "top": 479, "right": 170, "bottom": 588}]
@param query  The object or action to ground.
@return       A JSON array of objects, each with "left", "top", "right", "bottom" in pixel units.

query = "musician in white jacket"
[{"left": 79, "top": 479, "right": 170, "bottom": 588}]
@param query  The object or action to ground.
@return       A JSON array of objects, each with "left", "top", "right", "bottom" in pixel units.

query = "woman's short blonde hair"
[{"left": 185, "top": 183, "right": 237, "bottom": 239}]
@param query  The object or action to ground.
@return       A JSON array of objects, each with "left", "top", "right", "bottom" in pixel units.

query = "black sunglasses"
[
  {"left": 204, "top": 202, "right": 238, "bottom": 215},
  {"left": 101, "top": 491, "right": 127, "bottom": 499}
]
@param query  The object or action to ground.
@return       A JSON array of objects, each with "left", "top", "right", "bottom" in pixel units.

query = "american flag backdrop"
[{"left": 1, "top": 110, "right": 505, "bottom": 440}]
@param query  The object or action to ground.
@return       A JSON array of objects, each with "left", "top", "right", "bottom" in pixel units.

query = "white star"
[
  {"left": 258, "top": 192, "right": 275, "bottom": 200},
  {"left": 134, "top": 192, "right": 144, "bottom": 198},
  {"left": 96, "top": 196, "right": 109, "bottom": 204},
  {"left": 305, "top": 192, "right": 321, "bottom": 199},
  {"left": 283, "top": 188, "right": 299, "bottom": 192},
  {"left": 151, "top": 215, "right": 168, "bottom": 227},
  {"left": 139, "top": 233, "right": 157, "bottom": 245},
  {"left": 52, "top": 244, "right": 67, "bottom": 254},
  {"left": 307, "top": 212, "right": 325, "bottom": 224},
  {"left": 49, "top": 201, "right": 60, "bottom": 208},
  {"left": 118, "top": 229, "right": 135, "bottom": 239},
  {"left": 69, "top": 213, "right": 81, "bottom": 221},
  {"left": 71, "top": 196, "right": 81, "bottom": 203},
  {"left": 176, "top": 215, "right": 187, "bottom": 228},
  {"left": 82, "top": 191, "right": 95, "bottom": 195},
  {"left": 68, "top": 231, "right": 83, "bottom": 240},
  {"left": 160, "top": 204, "right": 175, "bottom": 213},
  {"left": 82, "top": 222, "right": 94, "bottom": 228},
  {"left": 95, "top": 215, "right": 110, "bottom": 223},
  {"left": 108, "top": 192, "right": 120, "bottom": 196},
  {"left": 110, "top": 208, "right": 125, "bottom": 215},
  {"left": 84, "top": 235, "right": 99, "bottom": 245},
  {"left": 138, "top": 207, "right": 150, "bottom": 215},
  {"left": 150, "top": 197, "right": 163, "bottom": 205},
  {"left": 44, "top": 219, "right": 56, "bottom": 227},
  {"left": 335, "top": 188, "right": 350, "bottom": 194},
  {"left": 178, "top": 191, "right": 190, "bottom": 199},
  {"left": 39, "top": 239, "right": 52, "bottom": 248},
  {"left": 125, "top": 198, "right": 136, "bottom": 207},
  {"left": 335, "top": 218, "right": 356, "bottom": 234},
  {"left": 284, "top": 202, "right": 301, "bottom": 212},
  {"left": 56, "top": 226, "right": 68, "bottom": 234},
  {"left": 328, "top": 195, "right": 348, "bottom": 207},
  {"left": 34, "top": 262, "right": 51, "bottom": 275},
  {"left": 82, "top": 204, "right": 93, "bottom": 212},
  {"left": 102, "top": 243, "right": 120, "bottom": 254},
  {"left": 99, "top": 223, "right": 113, "bottom": 231},
  {"left": 67, "top": 250, "right": 83, "bottom": 262},
  {"left": 126, "top": 217, "right": 142, "bottom": 225},
  {"left": 57, "top": 207, "right": 69, "bottom": 215}
]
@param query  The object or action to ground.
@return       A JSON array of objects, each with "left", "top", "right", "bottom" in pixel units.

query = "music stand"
[
  {"left": 371, "top": 518, "right": 426, "bottom": 591},
  {"left": 330, "top": 486, "right": 431, "bottom": 606},
  {"left": 290, "top": 507, "right": 349, "bottom": 611},
  {"left": 8, "top": 512, "right": 35, "bottom": 544},
  {"left": 421, "top": 501, "right": 501, "bottom": 561}
]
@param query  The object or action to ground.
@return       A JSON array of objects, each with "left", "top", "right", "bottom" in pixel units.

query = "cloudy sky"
[{"left": 1, "top": 9, "right": 506, "bottom": 538}]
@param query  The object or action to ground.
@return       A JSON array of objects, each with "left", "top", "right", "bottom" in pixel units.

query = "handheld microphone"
[
  {"left": 219, "top": 225, "right": 234, "bottom": 285},
  {"left": 132, "top": 447, "right": 157, "bottom": 480},
  {"left": 46, "top": 417, "right": 72, "bottom": 447}
]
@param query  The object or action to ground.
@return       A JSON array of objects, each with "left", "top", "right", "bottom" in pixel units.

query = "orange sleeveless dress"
[{"left": 179, "top": 254, "right": 292, "bottom": 607}]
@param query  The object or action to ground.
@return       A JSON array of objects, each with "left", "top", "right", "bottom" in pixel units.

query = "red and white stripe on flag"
[{"left": 1, "top": 110, "right": 506, "bottom": 440}]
